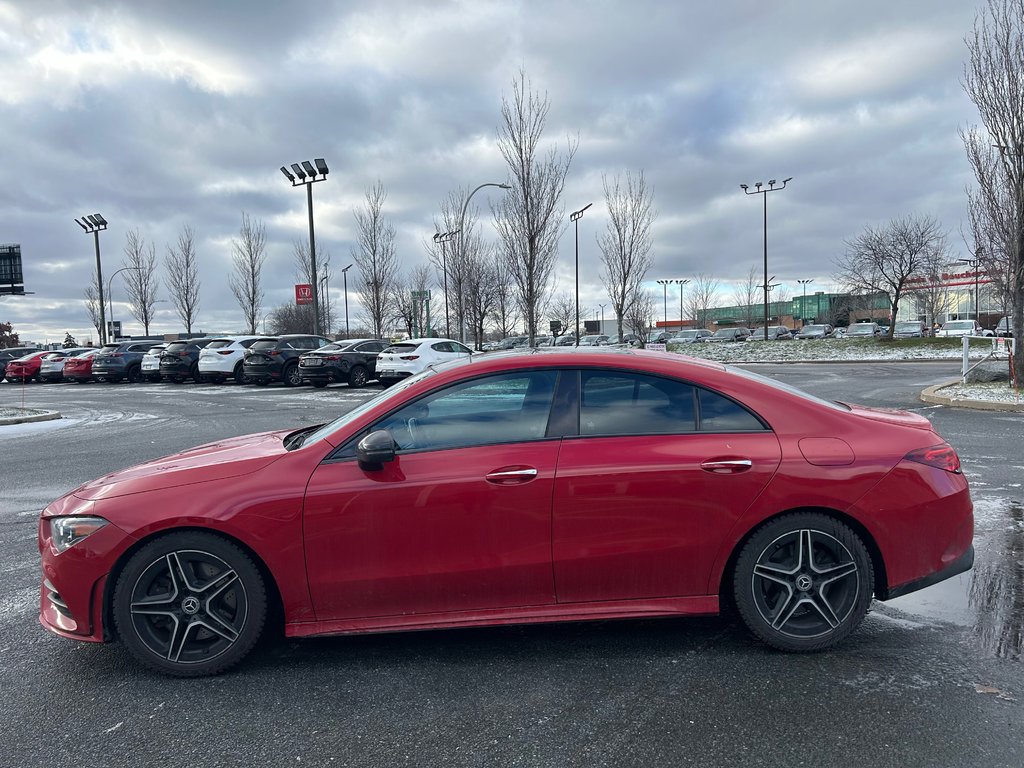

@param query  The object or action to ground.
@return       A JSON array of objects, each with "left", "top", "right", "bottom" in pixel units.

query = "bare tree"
[
  {"left": 463, "top": 242, "right": 501, "bottom": 349},
  {"left": 685, "top": 273, "right": 720, "bottom": 331},
  {"left": 494, "top": 71, "right": 577, "bottom": 343},
  {"left": 122, "top": 229, "right": 160, "bottom": 336},
  {"left": 392, "top": 265, "right": 434, "bottom": 338},
  {"left": 83, "top": 273, "right": 102, "bottom": 343},
  {"left": 352, "top": 181, "right": 399, "bottom": 339},
  {"left": 429, "top": 188, "right": 488, "bottom": 341},
  {"left": 548, "top": 291, "right": 577, "bottom": 337},
  {"left": 963, "top": 0, "right": 1024, "bottom": 382},
  {"left": 598, "top": 170, "right": 656, "bottom": 341},
  {"left": 490, "top": 252, "right": 518, "bottom": 338},
  {"left": 625, "top": 288, "right": 656, "bottom": 344},
  {"left": 267, "top": 303, "right": 312, "bottom": 335},
  {"left": 293, "top": 240, "right": 332, "bottom": 335},
  {"left": 835, "top": 214, "right": 948, "bottom": 339},
  {"left": 732, "top": 265, "right": 761, "bottom": 329},
  {"left": 229, "top": 212, "right": 267, "bottom": 335},
  {"left": 165, "top": 225, "right": 201, "bottom": 335}
]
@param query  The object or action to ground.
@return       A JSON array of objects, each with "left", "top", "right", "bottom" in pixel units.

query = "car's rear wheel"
[
  {"left": 283, "top": 362, "right": 302, "bottom": 387},
  {"left": 113, "top": 531, "right": 267, "bottom": 677},
  {"left": 126, "top": 365, "right": 141, "bottom": 384},
  {"left": 348, "top": 365, "right": 369, "bottom": 388},
  {"left": 233, "top": 362, "right": 249, "bottom": 385},
  {"left": 732, "top": 513, "right": 873, "bottom": 652}
]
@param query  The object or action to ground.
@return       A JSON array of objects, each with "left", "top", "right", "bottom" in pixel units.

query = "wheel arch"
[
  {"left": 101, "top": 525, "right": 285, "bottom": 643},
  {"left": 717, "top": 506, "right": 888, "bottom": 608}
]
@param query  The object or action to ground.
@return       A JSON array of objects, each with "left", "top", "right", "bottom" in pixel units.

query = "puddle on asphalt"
[{"left": 885, "top": 497, "right": 1023, "bottom": 660}]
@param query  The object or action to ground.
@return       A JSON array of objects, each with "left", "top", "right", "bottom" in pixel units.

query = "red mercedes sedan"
[{"left": 38, "top": 350, "right": 973, "bottom": 676}]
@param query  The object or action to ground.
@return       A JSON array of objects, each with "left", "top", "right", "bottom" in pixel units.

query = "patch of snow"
[{"left": 937, "top": 383, "right": 1022, "bottom": 405}]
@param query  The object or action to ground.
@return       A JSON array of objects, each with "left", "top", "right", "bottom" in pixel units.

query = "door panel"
[
  {"left": 552, "top": 433, "right": 781, "bottom": 602},
  {"left": 304, "top": 442, "right": 559, "bottom": 620}
]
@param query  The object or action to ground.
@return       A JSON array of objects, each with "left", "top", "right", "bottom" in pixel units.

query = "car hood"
[{"left": 72, "top": 429, "right": 291, "bottom": 501}]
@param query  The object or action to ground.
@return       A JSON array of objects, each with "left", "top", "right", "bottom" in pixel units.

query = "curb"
[
  {"left": 0, "top": 409, "right": 62, "bottom": 426},
  {"left": 919, "top": 380, "right": 1024, "bottom": 412}
]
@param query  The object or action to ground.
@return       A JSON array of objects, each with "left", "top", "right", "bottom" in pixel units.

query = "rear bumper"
[{"left": 883, "top": 545, "right": 974, "bottom": 600}]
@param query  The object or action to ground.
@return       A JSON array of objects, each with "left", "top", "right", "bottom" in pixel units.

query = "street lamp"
[
  {"left": 673, "top": 278, "right": 689, "bottom": 330},
  {"left": 432, "top": 230, "right": 459, "bottom": 338},
  {"left": 598, "top": 302, "right": 607, "bottom": 332},
  {"left": 656, "top": 279, "right": 672, "bottom": 323},
  {"left": 280, "top": 158, "right": 329, "bottom": 336},
  {"left": 75, "top": 213, "right": 108, "bottom": 344},
  {"left": 341, "top": 264, "right": 353, "bottom": 339},
  {"left": 797, "top": 278, "right": 814, "bottom": 326},
  {"left": 106, "top": 266, "right": 141, "bottom": 340},
  {"left": 459, "top": 183, "right": 511, "bottom": 342},
  {"left": 319, "top": 273, "right": 331, "bottom": 336},
  {"left": 957, "top": 248, "right": 984, "bottom": 324},
  {"left": 570, "top": 203, "right": 594, "bottom": 346},
  {"left": 741, "top": 177, "right": 793, "bottom": 341}
]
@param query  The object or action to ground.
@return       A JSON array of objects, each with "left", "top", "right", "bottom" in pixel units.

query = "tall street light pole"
[
  {"left": 741, "top": 177, "right": 792, "bottom": 341},
  {"left": 797, "top": 278, "right": 813, "bottom": 326},
  {"left": 570, "top": 203, "right": 593, "bottom": 346},
  {"left": 341, "top": 264, "right": 353, "bottom": 339},
  {"left": 75, "top": 214, "right": 109, "bottom": 345},
  {"left": 459, "top": 183, "right": 511, "bottom": 344},
  {"left": 598, "top": 303, "right": 606, "bottom": 331},
  {"left": 280, "top": 158, "right": 329, "bottom": 337},
  {"left": 319, "top": 273, "right": 331, "bottom": 336},
  {"left": 106, "top": 266, "right": 141, "bottom": 340},
  {"left": 656, "top": 279, "right": 671, "bottom": 324},
  {"left": 673, "top": 279, "right": 689, "bottom": 330},
  {"left": 433, "top": 230, "right": 459, "bottom": 339}
]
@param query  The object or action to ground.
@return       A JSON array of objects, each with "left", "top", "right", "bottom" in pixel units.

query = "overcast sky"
[{"left": 0, "top": 0, "right": 986, "bottom": 343}]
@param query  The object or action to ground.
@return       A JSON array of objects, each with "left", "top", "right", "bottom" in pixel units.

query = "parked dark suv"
[
  {"left": 159, "top": 338, "right": 217, "bottom": 383},
  {"left": 298, "top": 338, "right": 389, "bottom": 388},
  {"left": 243, "top": 335, "right": 332, "bottom": 386},
  {"left": 92, "top": 340, "right": 162, "bottom": 383}
]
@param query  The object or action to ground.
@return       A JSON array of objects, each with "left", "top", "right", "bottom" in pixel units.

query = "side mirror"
[{"left": 356, "top": 430, "right": 397, "bottom": 470}]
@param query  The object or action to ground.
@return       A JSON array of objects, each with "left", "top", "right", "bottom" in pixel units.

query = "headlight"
[{"left": 50, "top": 516, "right": 108, "bottom": 553}]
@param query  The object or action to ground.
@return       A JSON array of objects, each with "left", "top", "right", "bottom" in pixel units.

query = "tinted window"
[
  {"left": 128, "top": 343, "right": 156, "bottom": 353},
  {"left": 355, "top": 342, "right": 385, "bottom": 353},
  {"left": 165, "top": 342, "right": 190, "bottom": 353},
  {"left": 384, "top": 344, "right": 418, "bottom": 354},
  {"left": 370, "top": 371, "right": 558, "bottom": 452},
  {"left": 206, "top": 339, "right": 234, "bottom": 349},
  {"left": 318, "top": 343, "right": 346, "bottom": 353},
  {"left": 698, "top": 389, "right": 765, "bottom": 431},
  {"left": 251, "top": 339, "right": 279, "bottom": 350},
  {"left": 580, "top": 371, "right": 695, "bottom": 436},
  {"left": 431, "top": 342, "right": 453, "bottom": 353},
  {"left": 239, "top": 338, "right": 260, "bottom": 349}
]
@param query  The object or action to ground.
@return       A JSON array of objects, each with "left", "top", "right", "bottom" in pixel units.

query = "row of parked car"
[{"left": 0, "top": 335, "right": 479, "bottom": 388}]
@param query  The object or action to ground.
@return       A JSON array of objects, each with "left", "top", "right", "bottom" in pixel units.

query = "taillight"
[
  {"left": 179, "top": 351, "right": 190, "bottom": 357},
  {"left": 323, "top": 355, "right": 340, "bottom": 361},
  {"left": 905, "top": 443, "right": 961, "bottom": 474},
  {"left": 217, "top": 350, "right": 232, "bottom": 355},
  {"left": 270, "top": 350, "right": 281, "bottom": 356},
  {"left": 400, "top": 355, "right": 419, "bottom": 360}
]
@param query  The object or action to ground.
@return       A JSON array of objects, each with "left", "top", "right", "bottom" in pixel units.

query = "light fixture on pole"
[
  {"left": 280, "top": 158, "right": 329, "bottom": 336},
  {"left": 570, "top": 203, "right": 593, "bottom": 346},
  {"left": 433, "top": 230, "right": 459, "bottom": 339},
  {"left": 341, "top": 264, "right": 353, "bottom": 339},
  {"left": 797, "top": 278, "right": 814, "bottom": 326},
  {"left": 106, "top": 266, "right": 141, "bottom": 340},
  {"left": 957, "top": 248, "right": 984, "bottom": 324},
  {"left": 458, "top": 183, "right": 511, "bottom": 344},
  {"left": 75, "top": 214, "right": 109, "bottom": 344},
  {"left": 741, "top": 177, "right": 793, "bottom": 341},
  {"left": 673, "top": 278, "right": 689, "bottom": 330}
]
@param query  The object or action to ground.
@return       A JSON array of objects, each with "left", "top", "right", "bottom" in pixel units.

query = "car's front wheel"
[
  {"left": 348, "top": 365, "right": 369, "bottom": 388},
  {"left": 732, "top": 513, "right": 873, "bottom": 652},
  {"left": 283, "top": 362, "right": 302, "bottom": 387},
  {"left": 113, "top": 531, "right": 267, "bottom": 677}
]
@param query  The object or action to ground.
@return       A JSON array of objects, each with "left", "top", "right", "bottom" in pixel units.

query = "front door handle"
[
  {"left": 700, "top": 458, "right": 753, "bottom": 474},
  {"left": 485, "top": 466, "right": 538, "bottom": 484}
]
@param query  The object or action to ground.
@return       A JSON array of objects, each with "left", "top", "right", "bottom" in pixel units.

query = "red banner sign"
[{"left": 295, "top": 284, "right": 313, "bottom": 305}]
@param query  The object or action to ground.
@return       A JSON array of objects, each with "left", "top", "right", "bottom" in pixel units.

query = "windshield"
[
  {"left": 251, "top": 339, "right": 279, "bottom": 350},
  {"left": 293, "top": 368, "right": 439, "bottom": 448},
  {"left": 165, "top": 342, "right": 190, "bottom": 352},
  {"left": 943, "top": 321, "right": 973, "bottom": 330},
  {"left": 383, "top": 343, "right": 419, "bottom": 354},
  {"left": 847, "top": 324, "right": 874, "bottom": 334},
  {"left": 206, "top": 339, "right": 234, "bottom": 349},
  {"left": 712, "top": 329, "right": 735, "bottom": 338},
  {"left": 803, "top": 325, "right": 826, "bottom": 333},
  {"left": 895, "top": 323, "right": 920, "bottom": 331},
  {"left": 675, "top": 331, "right": 698, "bottom": 339},
  {"left": 98, "top": 344, "right": 120, "bottom": 354}
]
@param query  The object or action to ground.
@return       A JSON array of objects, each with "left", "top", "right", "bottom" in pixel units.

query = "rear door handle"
[
  {"left": 485, "top": 466, "right": 538, "bottom": 484},
  {"left": 700, "top": 458, "right": 753, "bottom": 474}
]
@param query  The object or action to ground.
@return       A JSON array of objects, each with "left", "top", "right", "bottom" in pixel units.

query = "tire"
[
  {"left": 348, "top": 365, "right": 369, "bottom": 388},
  {"left": 233, "top": 363, "right": 249, "bottom": 386},
  {"left": 190, "top": 363, "right": 202, "bottom": 383},
  {"left": 282, "top": 362, "right": 302, "bottom": 388},
  {"left": 127, "top": 365, "right": 141, "bottom": 384},
  {"left": 254, "top": 378, "right": 268, "bottom": 387},
  {"left": 112, "top": 531, "right": 267, "bottom": 677},
  {"left": 732, "top": 512, "right": 873, "bottom": 652},
  {"left": 312, "top": 380, "right": 327, "bottom": 389}
]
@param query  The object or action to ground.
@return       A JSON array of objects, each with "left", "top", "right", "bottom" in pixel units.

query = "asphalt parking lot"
[{"left": 1, "top": 362, "right": 1022, "bottom": 767}]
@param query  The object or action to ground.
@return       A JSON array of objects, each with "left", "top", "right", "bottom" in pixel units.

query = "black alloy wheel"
[
  {"left": 733, "top": 513, "right": 873, "bottom": 652},
  {"left": 283, "top": 362, "right": 303, "bottom": 387},
  {"left": 232, "top": 362, "right": 249, "bottom": 385},
  {"left": 113, "top": 531, "right": 267, "bottom": 677},
  {"left": 348, "top": 365, "right": 369, "bottom": 388},
  {"left": 127, "top": 365, "right": 141, "bottom": 384}
]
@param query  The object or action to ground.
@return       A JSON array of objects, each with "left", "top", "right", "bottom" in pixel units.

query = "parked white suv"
[
  {"left": 375, "top": 338, "right": 473, "bottom": 385},
  {"left": 198, "top": 336, "right": 264, "bottom": 384},
  {"left": 140, "top": 344, "right": 167, "bottom": 382},
  {"left": 934, "top": 320, "right": 992, "bottom": 338}
]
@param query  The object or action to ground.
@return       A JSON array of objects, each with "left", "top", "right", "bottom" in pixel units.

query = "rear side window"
[
  {"left": 580, "top": 371, "right": 696, "bottom": 436},
  {"left": 698, "top": 389, "right": 765, "bottom": 431},
  {"left": 356, "top": 341, "right": 386, "bottom": 353}
]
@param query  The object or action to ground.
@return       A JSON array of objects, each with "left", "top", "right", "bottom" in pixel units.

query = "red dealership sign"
[{"left": 295, "top": 284, "right": 313, "bottom": 305}]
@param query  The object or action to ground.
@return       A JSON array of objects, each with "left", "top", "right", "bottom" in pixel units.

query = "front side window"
[{"left": 361, "top": 370, "right": 558, "bottom": 453}]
